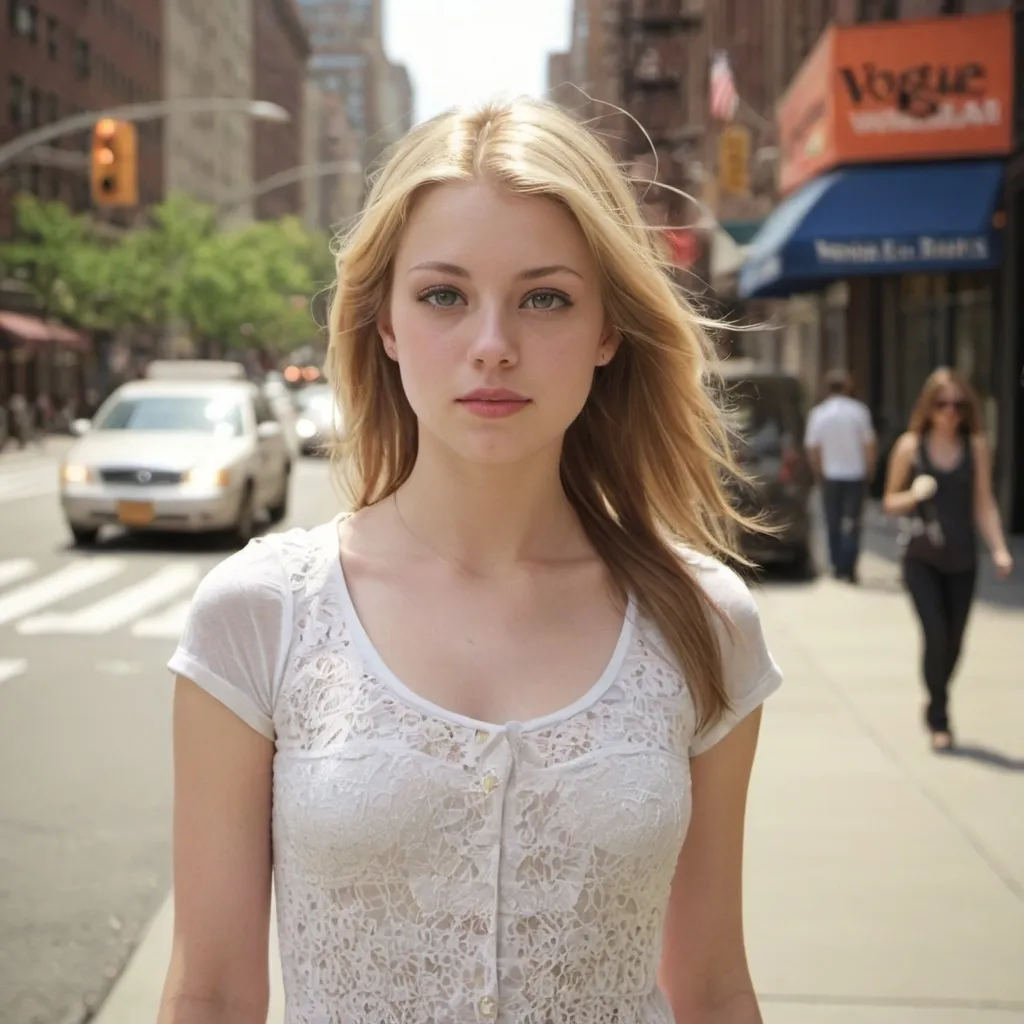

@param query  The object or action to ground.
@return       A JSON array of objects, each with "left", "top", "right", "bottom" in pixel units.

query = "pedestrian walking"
[
  {"left": 805, "top": 369, "right": 877, "bottom": 582},
  {"left": 159, "top": 98, "right": 783, "bottom": 1024},
  {"left": 883, "top": 367, "right": 1013, "bottom": 751}
]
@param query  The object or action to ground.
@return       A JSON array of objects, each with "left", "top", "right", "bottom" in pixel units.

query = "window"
[
  {"left": 75, "top": 38, "right": 90, "bottom": 78},
  {"left": 9, "top": 0, "right": 37, "bottom": 39},
  {"left": 9, "top": 75, "right": 24, "bottom": 127},
  {"left": 28, "top": 86, "right": 40, "bottom": 127},
  {"left": 856, "top": 0, "right": 898, "bottom": 19},
  {"left": 46, "top": 14, "right": 57, "bottom": 57},
  {"left": 46, "top": 92, "right": 58, "bottom": 122}
]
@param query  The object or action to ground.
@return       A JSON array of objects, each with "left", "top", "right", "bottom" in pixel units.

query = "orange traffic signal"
[{"left": 90, "top": 119, "right": 138, "bottom": 207}]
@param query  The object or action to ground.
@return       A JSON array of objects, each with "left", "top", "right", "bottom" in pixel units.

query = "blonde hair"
[
  {"left": 327, "top": 98, "right": 761, "bottom": 733},
  {"left": 908, "top": 366, "right": 982, "bottom": 437}
]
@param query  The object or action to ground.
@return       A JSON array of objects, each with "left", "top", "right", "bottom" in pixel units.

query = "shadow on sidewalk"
[{"left": 937, "top": 744, "right": 1024, "bottom": 773}]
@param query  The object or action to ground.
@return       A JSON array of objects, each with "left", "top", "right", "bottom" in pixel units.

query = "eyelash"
[{"left": 417, "top": 286, "right": 574, "bottom": 311}]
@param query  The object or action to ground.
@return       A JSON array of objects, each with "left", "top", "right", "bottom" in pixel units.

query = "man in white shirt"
[{"left": 805, "top": 370, "right": 877, "bottom": 583}]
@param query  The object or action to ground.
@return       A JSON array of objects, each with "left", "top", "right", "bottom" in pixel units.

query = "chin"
[{"left": 425, "top": 423, "right": 567, "bottom": 468}]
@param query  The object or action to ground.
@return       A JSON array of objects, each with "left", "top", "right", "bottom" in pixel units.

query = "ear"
[
  {"left": 377, "top": 311, "right": 398, "bottom": 361},
  {"left": 595, "top": 322, "right": 622, "bottom": 367}
]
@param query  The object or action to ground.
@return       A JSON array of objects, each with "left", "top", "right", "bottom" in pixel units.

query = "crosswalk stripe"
[
  {"left": 0, "top": 658, "right": 28, "bottom": 685},
  {"left": 18, "top": 563, "right": 201, "bottom": 635},
  {"left": 0, "top": 559, "right": 125, "bottom": 626},
  {"left": 0, "top": 559, "right": 37, "bottom": 589},
  {"left": 132, "top": 598, "right": 192, "bottom": 639}
]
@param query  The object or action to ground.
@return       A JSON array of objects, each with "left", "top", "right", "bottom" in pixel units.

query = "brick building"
[
  {"left": 1, "top": 0, "right": 164, "bottom": 238},
  {"left": 253, "top": 0, "right": 310, "bottom": 221}
]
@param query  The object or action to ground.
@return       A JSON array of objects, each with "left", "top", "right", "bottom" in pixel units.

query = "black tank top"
[{"left": 904, "top": 432, "right": 977, "bottom": 573}]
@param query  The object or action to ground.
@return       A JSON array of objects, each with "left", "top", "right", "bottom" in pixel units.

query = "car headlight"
[
  {"left": 296, "top": 418, "right": 317, "bottom": 439},
  {"left": 185, "top": 466, "right": 232, "bottom": 488},
  {"left": 61, "top": 464, "right": 95, "bottom": 485}
]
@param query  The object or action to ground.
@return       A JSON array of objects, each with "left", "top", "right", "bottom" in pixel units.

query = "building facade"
[
  {"left": 738, "top": 0, "right": 1021, "bottom": 530},
  {"left": 300, "top": 81, "right": 363, "bottom": 234},
  {"left": 1, "top": 0, "right": 165, "bottom": 237},
  {"left": 253, "top": 0, "right": 310, "bottom": 221},
  {"left": 163, "top": 0, "right": 254, "bottom": 223}
]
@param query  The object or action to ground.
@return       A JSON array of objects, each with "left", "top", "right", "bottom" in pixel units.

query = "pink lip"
[{"left": 456, "top": 388, "right": 531, "bottom": 419}]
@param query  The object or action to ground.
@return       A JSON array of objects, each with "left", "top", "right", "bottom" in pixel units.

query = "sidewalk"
[{"left": 93, "top": 565, "right": 1024, "bottom": 1024}]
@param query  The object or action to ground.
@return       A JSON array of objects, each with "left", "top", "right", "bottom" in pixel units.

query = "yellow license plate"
[{"left": 117, "top": 500, "right": 155, "bottom": 526}]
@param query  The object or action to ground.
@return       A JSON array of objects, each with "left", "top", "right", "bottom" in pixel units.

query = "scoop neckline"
[{"left": 323, "top": 512, "right": 636, "bottom": 735}]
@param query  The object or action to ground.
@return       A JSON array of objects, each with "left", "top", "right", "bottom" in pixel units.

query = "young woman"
[
  {"left": 159, "top": 98, "right": 782, "bottom": 1024},
  {"left": 883, "top": 368, "right": 1013, "bottom": 751}
]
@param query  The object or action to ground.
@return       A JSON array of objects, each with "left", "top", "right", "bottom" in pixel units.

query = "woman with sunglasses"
[{"left": 883, "top": 368, "right": 1013, "bottom": 751}]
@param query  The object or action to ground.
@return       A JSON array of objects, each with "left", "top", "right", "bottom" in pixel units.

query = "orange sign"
[{"left": 778, "top": 10, "right": 1012, "bottom": 195}]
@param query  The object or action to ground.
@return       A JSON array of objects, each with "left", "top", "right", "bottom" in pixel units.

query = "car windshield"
[
  {"left": 294, "top": 387, "right": 334, "bottom": 413},
  {"left": 94, "top": 394, "right": 245, "bottom": 437}
]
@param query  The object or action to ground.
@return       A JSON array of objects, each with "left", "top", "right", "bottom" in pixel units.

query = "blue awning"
[{"left": 739, "top": 160, "right": 1004, "bottom": 300}]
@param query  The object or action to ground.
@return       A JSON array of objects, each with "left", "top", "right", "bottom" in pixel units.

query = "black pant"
[
  {"left": 822, "top": 479, "right": 865, "bottom": 579},
  {"left": 902, "top": 558, "right": 976, "bottom": 733}
]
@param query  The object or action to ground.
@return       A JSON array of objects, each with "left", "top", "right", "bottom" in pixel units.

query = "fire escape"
[{"left": 618, "top": 0, "right": 705, "bottom": 255}]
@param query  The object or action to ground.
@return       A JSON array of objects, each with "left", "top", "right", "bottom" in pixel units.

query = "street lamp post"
[
  {"left": 0, "top": 99, "right": 289, "bottom": 172},
  {"left": 213, "top": 159, "right": 364, "bottom": 223}
]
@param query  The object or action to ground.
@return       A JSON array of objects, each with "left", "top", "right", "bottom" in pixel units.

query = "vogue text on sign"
[{"left": 777, "top": 10, "right": 1012, "bottom": 196}]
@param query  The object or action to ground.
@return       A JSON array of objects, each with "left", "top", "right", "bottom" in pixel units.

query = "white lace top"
[{"left": 168, "top": 517, "right": 782, "bottom": 1024}]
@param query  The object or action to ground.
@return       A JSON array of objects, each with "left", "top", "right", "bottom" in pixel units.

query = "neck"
[
  {"left": 929, "top": 422, "right": 961, "bottom": 444},
  {"left": 393, "top": 436, "right": 582, "bottom": 572}
]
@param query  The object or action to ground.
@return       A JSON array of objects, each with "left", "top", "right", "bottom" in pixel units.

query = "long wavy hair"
[
  {"left": 908, "top": 366, "right": 983, "bottom": 437},
  {"left": 326, "top": 98, "right": 763, "bottom": 733}
]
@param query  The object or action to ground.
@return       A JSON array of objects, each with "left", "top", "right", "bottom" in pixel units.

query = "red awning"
[
  {"left": 0, "top": 311, "right": 90, "bottom": 351},
  {"left": 0, "top": 310, "right": 51, "bottom": 343}
]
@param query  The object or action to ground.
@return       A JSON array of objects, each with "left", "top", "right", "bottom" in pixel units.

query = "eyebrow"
[{"left": 408, "top": 261, "right": 584, "bottom": 281}]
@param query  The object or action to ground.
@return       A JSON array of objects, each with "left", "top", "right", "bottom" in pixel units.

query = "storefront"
[{"left": 738, "top": 9, "right": 1020, "bottom": 521}]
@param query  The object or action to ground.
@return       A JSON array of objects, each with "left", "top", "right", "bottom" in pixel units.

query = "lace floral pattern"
[{"left": 259, "top": 524, "right": 707, "bottom": 1024}]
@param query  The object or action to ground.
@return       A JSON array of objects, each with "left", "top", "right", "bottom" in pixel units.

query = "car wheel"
[
  {"left": 267, "top": 464, "right": 290, "bottom": 525},
  {"left": 231, "top": 484, "right": 256, "bottom": 546},
  {"left": 70, "top": 524, "right": 99, "bottom": 547}
]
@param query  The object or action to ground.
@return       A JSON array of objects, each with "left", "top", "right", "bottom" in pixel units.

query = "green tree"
[{"left": 0, "top": 195, "right": 93, "bottom": 321}]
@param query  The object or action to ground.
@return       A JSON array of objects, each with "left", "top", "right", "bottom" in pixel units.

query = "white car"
[{"left": 60, "top": 362, "right": 292, "bottom": 546}]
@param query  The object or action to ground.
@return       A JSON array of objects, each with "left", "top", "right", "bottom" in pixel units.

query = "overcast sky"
[{"left": 383, "top": 0, "right": 574, "bottom": 124}]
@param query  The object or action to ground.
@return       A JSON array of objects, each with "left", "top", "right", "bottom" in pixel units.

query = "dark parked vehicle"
[{"left": 720, "top": 362, "right": 815, "bottom": 577}]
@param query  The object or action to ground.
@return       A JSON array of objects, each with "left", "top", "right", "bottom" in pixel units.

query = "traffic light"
[{"left": 90, "top": 118, "right": 138, "bottom": 207}]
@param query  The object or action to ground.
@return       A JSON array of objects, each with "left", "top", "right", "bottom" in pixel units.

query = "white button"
[
  {"left": 480, "top": 770, "right": 499, "bottom": 794},
  {"left": 478, "top": 995, "right": 497, "bottom": 1019}
]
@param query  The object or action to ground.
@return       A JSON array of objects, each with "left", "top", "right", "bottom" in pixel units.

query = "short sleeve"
[
  {"left": 687, "top": 557, "right": 783, "bottom": 756},
  {"left": 167, "top": 537, "right": 292, "bottom": 740}
]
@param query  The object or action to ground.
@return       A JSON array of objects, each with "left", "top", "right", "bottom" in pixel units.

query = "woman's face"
[
  {"left": 931, "top": 381, "right": 966, "bottom": 431},
  {"left": 380, "top": 180, "right": 618, "bottom": 466}
]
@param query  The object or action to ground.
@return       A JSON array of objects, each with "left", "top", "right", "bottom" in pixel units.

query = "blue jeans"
[{"left": 822, "top": 479, "right": 866, "bottom": 579}]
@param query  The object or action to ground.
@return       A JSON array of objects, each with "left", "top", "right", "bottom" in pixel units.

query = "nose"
[{"left": 466, "top": 305, "right": 518, "bottom": 368}]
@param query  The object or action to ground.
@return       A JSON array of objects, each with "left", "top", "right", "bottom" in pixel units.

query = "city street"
[
  {"left": 2, "top": 441, "right": 1023, "bottom": 1024},
  {"left": 0, "top": 442, "right": 340, "bottom": 1024}
]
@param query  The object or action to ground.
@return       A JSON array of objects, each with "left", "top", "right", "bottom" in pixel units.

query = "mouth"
[{"left": 456, "top": 389, "right": 531, "bottom": 419}]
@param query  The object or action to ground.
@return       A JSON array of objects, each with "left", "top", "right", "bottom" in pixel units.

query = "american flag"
[{"left": 709, "top": 51, "right": 739, "bottom": 122}]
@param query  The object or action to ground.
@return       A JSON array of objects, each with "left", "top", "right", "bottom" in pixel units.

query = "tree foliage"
[{"left": 0, "top": 193, "right": 334, "bottom": 352}]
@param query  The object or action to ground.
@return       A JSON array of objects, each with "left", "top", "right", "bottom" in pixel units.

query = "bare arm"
[
  {"left": 863, "top": 437, "right": 878, "bottom": 484},
  {"left": 659, "top": 711, "right": 764, "bottom": 1024},
  {"left": 881, "top": 433, "right": 920, "bottom": 517},
  {"left": 157, "top": 677, "right": 275, "bottom": 1024},
  {"left": 971, "top": 434, "right": 1013, "bottom": 576}
]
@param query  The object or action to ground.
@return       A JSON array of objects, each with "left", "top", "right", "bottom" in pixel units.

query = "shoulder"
[
  {"left": 191, "top": 521, "right": 333, "bottom": 618},
  {"left": 893, "top": 431, "right": 919, "bottom": 458},
  {"left": 674, "top": 549, "right": 769, "bottom": 658},
  {"left": 677, "top": 548, "right": 759, "bottom": 620}
]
